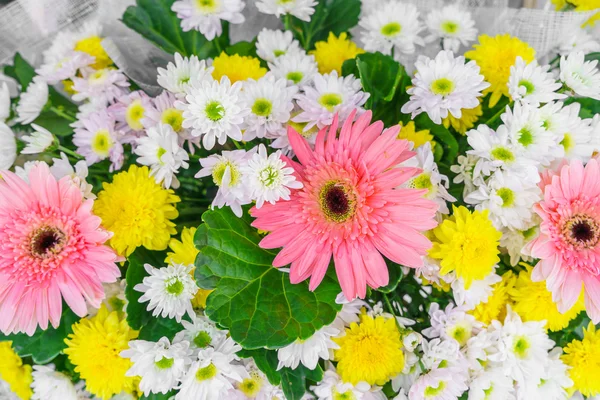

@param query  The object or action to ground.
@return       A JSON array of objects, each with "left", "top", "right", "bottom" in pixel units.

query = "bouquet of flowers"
[{"left": 0, "top": 0, "right": 599, "bottom": 399}]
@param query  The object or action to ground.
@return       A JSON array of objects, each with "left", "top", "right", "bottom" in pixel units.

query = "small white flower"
[
  {"left": 177, "top": 76, "right": 249, "bottom": 150},
  {"left": 256, "top": 28, "right": 302, "bottom": 63},
  {"left": 403, "top": 331, "right": 423, "bottom": 352},
  {"left": 14, "top": 160, "right": 43, "bottom": 182},
  {"left": 268, "top": 51, "right": 319, "bottom": 86},
  {"left": 36, "top": 51, "right": 94, "bottom": 84},
  {"left": 425, "top": 4, "right": 477, "bottom": 53},
  {"left": 450, "top": 154, "right": 480, "bottom": 197},
  {"left": 276, "top": 326, "right": 340, "bottom": 370},
  {"left": 71, "top": 68, "right": 130, "bottom": 105},
  {"left": 408, "top": 367, "right": 468, "bottom": 400},
  {"left": 508, "top": 57, "right": 566, "bottom": 106},
  {"left": 135, "top": 123, "right": 189, "bottom": 189},
  {"left": 0, "top": 82, "right": 11, "bottom": 121},
  {"left": 359, "top": 0, "right": 424, "bottom": 60},
  {"left": 31, "top": 364, "right": 78, "bottom": 400},
  {"left": 172, "top": 0, "right": 245, "bottom": 39},
  {"left": 422, "top": 303, "right": 481, "bottom": 347},
  {"left": 16, "top": 77, "right": 48, "bottom": 124},
  {"left": 332, "top": 293, "right": 367, "bottom": 329},
  {"left": 556, "top": 102, "right": 596, "bottom": 162},
  {"left": 401, "top": 50, "right": 489, "bottom": 124},
  {"left": 558, "top": 25, "right": 600, "bottom": 56},
  {"left": 517, "top": 348, "right": 572, "bottom": 400},
  {"left": 120, "top": 337, "right": 193, "bottom": 396},
  {"left": 157, "top": 53, "right": 214, "bottom": 97},
  {"left": 21, "top": 124, "right": 54, "bottom": 154},
  {"left": 135, "top": 263, "right": 198, "bottom": 322},
  {"left": 174, "top": 313, "right": 228, "bottom": 354},
  {"left": 560, "top": 51, "right": 600, "bottom": 100},
  {"left": 109, "top": 91, "right": 157, "bottom": 138},
  {"left": 256, "top": 0, "right": 317, "bottom": 22},
  {"left": 0, "top": 123, "right": 17, "bottom": 170},
  {"left": 500, "top": 223, "right": 539, "bottom": 267},
  {"left": 311, "top": 366, "right": 375, "bottom": 400},
  {"left": 293, "top": 70, "right": 369, "bottom": 131},
  {"left": 469, "top": 367, "right": 516, "bottom": 400},
  {"left": 452, "top": 272, "right": 502, "bottom": 310},
  {"left": 229, "top": 360, "right": 278, "bottom": 400},
  {"left": 50, "top": 153, "right": 95, "bottom": 200}
]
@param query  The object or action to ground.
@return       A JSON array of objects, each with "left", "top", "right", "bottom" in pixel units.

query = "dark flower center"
[
  {"left": 563, "top": 214, "right": 600, "bottom": 249},
  {"left": 319, "top": 181, "right": 355, "bottom": 223},
  {"left": 30, "top": 226, "right": 66, "bottom": 258}
]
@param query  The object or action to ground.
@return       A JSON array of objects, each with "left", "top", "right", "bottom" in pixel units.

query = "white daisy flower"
[
  {"left": 556, "top": 102, "right": 596, "bottom": 161},
  {"left": 241, "top": 144, "right": 302, "bottom": 208},
  {"left": 424, "top": 4, "right": 477, "bottom": 53},
  {"left": 135, "top": 263, "right": 198, "bottom": 323},
  {"left": 268, "top": 51, "right": 319, "bottom": 86},
  {"left": 311, "top": 366, "right": 376, "bottom": 400},
  {"left": 50, "top": 153, "right": 95, "bottom": 200},
  {"left": 21, "top": 124, "right": 54, "bottom": 154},
  {"left": 31, "top": 364, "right": 78, "bottom": 400},
  {"left": 177, "top": 76, "right": 249, "bottom": 150},
  {"left": 134, "top": 123, "right": 189, "bottom": 189},
  {"left": 469, "top": 367, "right": 516, "bottom": 400},
  {"left": 14, "top": 160, "right": 43, "bottom": 183},
  {"left": 230, "top": 360, "right": 278, "bottom": 400},
  {"left": 256, "top": 0, "right": 317, "bottom": 22},
  {"left": 420, "top": 337, "right": 467, "bottom": 373},
  {"left": 359, "top": 0, "right": 424, "bottom": 60},
  {"left": 36, "top": 51, "right": 94, "bottom": 84},
  {"left": 558, "top": 26, "right": 600, "bottom": 56},
  {"left": 171, "top": 0, "right": 245, "bottom": 40},
  {"left": 0, "top": 123, "right": 17, "bottom": 170},
  {"left": 517, "top": 348, "right": 572, "bottom": 400},
  {"left": 120, "top": 337, "right": 193, "bottom": 396},
  {"left": 500, "top": 223, "right": 539, "bottom": 267},
  {"left": 72, "top": 109, "right": 124, "bottom": 171},
  {"left": 276, "top": 325, "right": 340, "bottom": 370},
  {"left": 293, "top": 70, "right": 369, "bottom": 131},
  {"left": 241, "top": 75, "right": 297, "bottom": 141},
  {"left": 508, "top": 57, "right": 566, "bottom": 106},
  {"left": 109, "top": 91, "right": 156, "bottom": 140},
  {"left": 333, "top": 293, "right": 367, "bottom": 329},
  {"left": 423, "top": 303, "right": 481, "bottom": 347},
  {"left": 408, "top": 367, "right": 468, "bottom": 400},
  {"left": 401, "top": 51, "right": 489, "bottom": 124},
  {"left": 256, "top": 28, "right": 301, "bottom": 63},
  {"left": 0, "top": 82, "right": 11, "bottom": 122},
  {"left": 452, "top": 272, "right": 502, "bottom": 310},
  {"left": 560, "top": 51, "right": 600, "bottom": 100},
  {"left": 16, "top": 77, "right": 48, "bottom": 124},
  {"left": 465, "top": 329, "right": 503, "bottom": 372},
  {"left": 173, "top": 313, "right": 228, "bottom": 354},
  {"left": 71, "top": 68, "right": 130, "bottom": 105},
  {"left": 157, "top": 53, "right": 214, "bottom": 97},
  {"left": 195, "top": 148, "right": 256, "bottom": 218}
]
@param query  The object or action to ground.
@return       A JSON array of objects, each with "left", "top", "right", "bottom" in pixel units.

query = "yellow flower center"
[
  {"left": 319, "top": 181, "right": 357, "bottom": 223},
  {"left": 431, "top": 78, "right": 455, "bottom": 96},
  {"left": 496, "top": 187, "right": 515, "bottom": 208},
  {"left": 212, "top": 160, "right": 240, "bottom": 187},
  {"left": 513, "top": 335, "right": 530, "bottom": 359},
  {"left": 194, "top": 331, "right": 212, "bottom": 348},
  {"left": 155, "top": 357, "right": 174, "bottom": 369},
  {"left": 205, "top": 101, "right": 225, "bottom": 122},
  {"left": 239, "top": 372, "right": 263, "bottom": 397},
  {"left": 165, "top": 278, "right": 184, "bottom": 295},
  {"left": 381, "top": 22, "right": 402, "bottom": 37},
  {"left": 561, "top": 133, "right": 574, "bottom": 152},
  {"left": 490, "top": 146, "right": 515, "bottom": 162},
  {"left": 424, "top": 381, "right": 446, "bottom": 397},
  {"left": 92, "top": 129, "right": 113, "bottom": 157},
  {"left": 126, "top": 100, "right": 145, "bottom": 131},
  {"left": 195, "top": 0, "right": 219, "bottom": 12},
  {"left": 333, "top": 389, "right": 357, "bottom": 400},
  {"left": 286, "top": 71, "right": 304, "bottom": 84},
  {"left": 318, "top": 93, "right": 343, "bottom": 112},
  {"left": 518, "top": 79, "right": 535, "bottom": 95},
  {"left": 442, "top": 21, "right": 459, "bottom": 34},
  {"left": 562, "top": 214, "right": 600, "bottom": 249},
  {"left": 161, "top": 108, "right": 184, "bottom": 132},
  {"left": 74, "top": 36, "right": 112, "bottom": 69},
  {"left": 252, "top": 98, "right": 273, "bottom": 117},
  {"left": 196, "top": 363, "right": 217, "bottom": 381}
]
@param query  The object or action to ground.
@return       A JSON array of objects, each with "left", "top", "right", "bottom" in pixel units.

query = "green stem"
[
  {"left": 484, "top": 104, "right": 507, "bottom": 127},
  {"left": 283, "top": 14, "right": 292, "bottom": 31},
  {"left": 232, "top": 140, "right": 243, "bottom": 150},
  {"left": 49, "top": 106, "right": 76, "bottom": 122},
  {"left": 382, "top": 293, "right": 403, "bottom": 331},
  {"left": 214, "top": 38, "right": 223, "bottom": 55},
  {"left": 57, "top": 145, "right": 84, "bottom": 160}
]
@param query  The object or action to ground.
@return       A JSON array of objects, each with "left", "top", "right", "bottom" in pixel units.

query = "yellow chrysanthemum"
[
  {"left": 471, "top": 271, "right": 516, "bottom": 325},
  {"left": 64, "top": 305, "right": 138, "bottom": 400},
  {"left": 62, "top": 79, "right": 77, "bottom": 95},
  {"left": 94, "top": 165, "right": 180, "bottom": 257},
  {"left": 309, "top": 32, "right": 364, "bottom": 74},
  {"left": 442, "top": 103, "right": 483, "bottom": 135},
  {"left": 212, "top": 53, "right": 267, "bottom": 83},
  {"left": 0, "top": 342, "right": 32, "bottom": 400},
  {"left": 334, "top": 314, "right": 404, "bottom": 385},
  {"left": 398, "top": 121, "right": 436, "bottom": 149},
  {"left": 510, "top": 264, "right": 585, "bottom": 331},
  {"left": 568, "top": 0, "right": 600, "bottom": 10},
  {"left": 429, "top": 206, "right": 502, "bottom": 287},
  {"left": 74, "top": 36, "right": 113, "bottom": 70},
  {"left": 465, "top": 34, "right": 535, "bottom": 107},
  {"left": 562, "top": 322, "right": 600, "bottom": 397}
]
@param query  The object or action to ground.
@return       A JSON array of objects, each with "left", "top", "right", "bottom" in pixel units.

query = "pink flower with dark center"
[
  {"left": 526, "top": 159, "right": 600, "bottom": 323},
  {"left": 0, "top": 163, "right": 120, "bottom": 335},
  {"left": 251, "top": 110, "right": 439, "bottom": 299}
]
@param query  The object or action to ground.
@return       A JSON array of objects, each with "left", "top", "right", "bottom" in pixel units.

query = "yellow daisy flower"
[
  {"left": 94, "top": 165, "right": 180, "bottom": 257},
  {"left": 398, "top": 121, "right": 436, "bottom": 149},
  {"left": 568, "top": 0, "right": 600, "bottom": 11},
  {"left": 310, "top": 32, "right": 364, "bottom": 74},
  {"left": 562, "top": 322, "right": 600, "bottom": 397},
  {"left": 212, "top": 53, "right": 267, "bottom": 83},
  {"left": 64, "top": 305, "right": 139, "bottom": 400},
  {"left": 470, "top": 271, "right": 516, "bottom": 325},
  {"left": 74, "top": 36, "right": 113, "bottom": 70},
  {"left": 465, "top": 34, "right": 535, "bottom": 107},
  {"left": 442, "top": 102, "right": 483, "bottom": 135},
  {"left": 0, "top": 342, "right": 33, "bottom": 400}
]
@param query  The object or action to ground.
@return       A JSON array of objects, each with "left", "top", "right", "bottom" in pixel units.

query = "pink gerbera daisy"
[
  {"left": 0, "top": 163, "right": 120, "bottom": 335},
  {"left": 527, "top": 159, "right": 600, "bottom": 323},
  {"left": 251, "top": 110, "right": 439, "bottom": 299}
]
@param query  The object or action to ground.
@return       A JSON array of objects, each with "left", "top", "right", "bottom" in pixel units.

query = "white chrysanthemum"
[
  {"left": 21, "top": 124, "right": 54, "bottom": 154},
  {"left": 465, "top": 169, "right": 541, "bottom": 230},
  {"left": 174, "top": 313, "right": 228, "bottom": 354},
  {"left": 465, "top": 329, "right": 503, "bottom": 372},
  {"left": 517, "top": 348, "right": 572, "bottom": 400},
  {"left": 415, "top": 256, "right": 454, "bottom": 287},
  {"left": 72, "top": 109, "right": 124, "bottom": 171},
  {"left": 135, "top": 263, "right": 198, "bottom": 322},
  {"left": 450, "top": 154, "right": 480, "bottom": 197},
  {"left": 256, "top": 0, "right": 317, "bottom": 22},
  {"left": 31, "top": 364, "right": 78, "bottom": 400},
  {"left": 36, "top": 51, "right": 94, "bottom": 84},
  {"left": 109, "top": 91, "right": 156, "bottom": 141},
  {"left": 268, "top": 51, "right": 319, "bottom": 86},
  {"left": 276, "top": 326, "right": 340, "bottom": 370},
  {"left": 312, "top": 367, "right": 376, "bottom": 400},
  {"left": 332, "top": 293, "right": 367, "bottom": 329},
  {"left": 560, "top": 51, "right": 600, "bottom": 100},
  {"left": 420, "top": 338, "right": 467, "bottom": 373},
  {"left": 177, "top": 76, "right": 249, "bottom": 150},
  {"left": 195, "top": 148, "right": 256, "bottom": 217},
  {"left": 157, "top": 53, "right": 214, "bottom": 97},
  {"left": 71, "top": 68, "right": 129, "bottom": 104},
  {"left": 0, "top": 123, "right": 17, "bottom": 170},
  {"left": 0, "top": 82, "right": 11, "bottom": 122},
  {"left": 50, "top": 153, "right": 95, "bottom": 200},
  {"left": 469, "top": 367, "right": 516, "bottom": 400},
  {"left": 400, "top": 142, "right": 455, "bottom": 214},
  {"left": 424, "top": 4, "right": 477, "bottom": 53},
  {"left": 14, "top": 160, "right": 43, "bottom": 182},
  {"left": 171, "top": 0, "right": 245, "bottom": 40},
  {"left": 16, "top": 77, "right": 48, "bottom": 124},
  {"left": 500, "top": 223, "right": 538, "bottom": 267},
  {"left": 359, "top": 0, "right": 424, "bottom": 59},
  {"left": 408, "top": 368, "right": 468, "bottom": 400},
  {"left": 423, "top": 303, "right": 481, "bottom": 347},
  {"left": 241, "top": 144, "right": 302, "bottom": 208},
  {"left": 508, "top": 57, "right": 566, "bottom": 106},
  {"left": 558, "top": 26, "right": 600, "bottom": 56},
  {"left": 293, "top": 71, "right": 369, "bottom": 131},
  {"left": 134, "top": 123, "right": 189, "bottom": 189},
  {"left": 557, "top": 102, "right": 596, "bottom": 162},
  {"left": 401, "top": 51, "right": 489, "bottom": 124},
  {"left": 241, "top": 75, "right": 297, "bottom": 141},
  {"left": 120, "top": 337, "right": 193, "bottom": 396},
  {"left": 452, "top": 272, "right": 502, "bottom": 310},
  {"left": 176, "top": 341, "right": 247, "bottom": 400},
  {"left": 256, "top": 28, "right": 301, "bottom": 63},
  {"left": 229, "top": 360, "right": 279, "bottom": 400}
]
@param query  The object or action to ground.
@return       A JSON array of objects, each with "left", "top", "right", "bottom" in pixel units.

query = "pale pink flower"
[
  {"left": 251, "top": 110, "right": 438, "bottom": 299},
  {"left": 0, "top": 163, "right": 120, "bottom": 335},
  {"left": 526, "top": 159, "right": 600, "bottom": 323},
  {"left": 73, "top": 109, "right": 124, "bottom": 172},
  {"left": 71, "top": 68, "right": 130, "bottom": 105},
  {"left": 108, "top": 91, "right": 156, "bottom": 142}
]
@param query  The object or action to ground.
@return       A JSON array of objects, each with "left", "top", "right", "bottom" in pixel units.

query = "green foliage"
[
  {"left": 377, "top": 261, "right": 404, "bottom": 294},
  {"left": 565, "top": 97, "right": 600, "bottom": 119},
  {"left": 3, "top": 53, "right": 36, "bottom": 90},
  {"left": 280, "top": 364, "right": 324, "bottom": 400},
  {"left": 138, "top": 316, "right": 183, "bottom": 342},
  {"left": 238, "top": 348, "right": 281, "bottom": 385},
  {"left": 194, "top": 207, "right": 342, "bottom": 349},
  {"left": 585, "top": 52, "right": 600, "bottom": 63},
  {"left": 140, "top": 391, "right": 177, "bottom": 400},
  {"left": 414, "top": 113, "right": 459, "bottom": 166}
]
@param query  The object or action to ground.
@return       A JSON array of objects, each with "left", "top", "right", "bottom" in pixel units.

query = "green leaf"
[
  {"left": 138, "top": 316, "right": 183, "bottom": 342},
  {"left": 225, "top": 40, "right": 258, "bottom": 58},
  {"left": 0, "top": 307, "right": 79, "bottom": 364},
  {"left": 414, "top": 113, "right": 459, "bottom": 165},
  {"left": 585, "top": 52, "right": 600, "bottom": 63},
  {"left": 280, "top": 364, "right": 324, "bottom": 400},
  {"left": 238, "top": 348, "right": 281, "bottom": 385},
  {"left": 377, "top": 261, "right": 404, "bottom": 294},
  {"left": 564, "top": 97, "right": 600, "bottom": 119},
  {"left": 140, "top": 391, "right": 177, "bottom": 400},
  {"left": 3, "top": 53, "right": 36, "bottom": 90},
  {"left": 194, "top": 207, "right": 342, "bottom": 349},
  {"left": 354, "top": 52, "right": 404, "bottom": 107}
]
